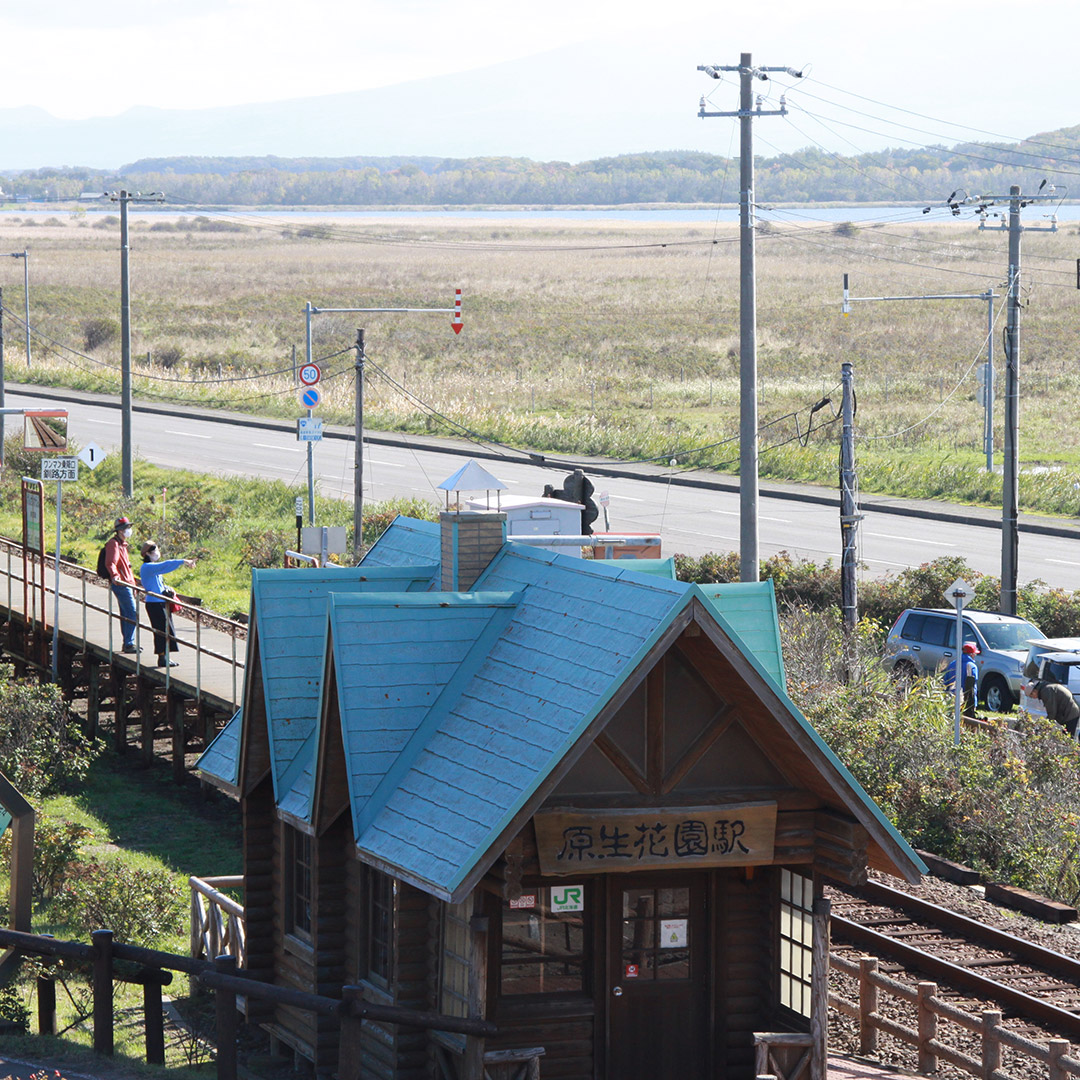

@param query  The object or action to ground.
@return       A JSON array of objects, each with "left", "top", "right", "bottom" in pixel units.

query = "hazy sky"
[{"left": 5, "top": 0, "right": 1079, "bottom": 157}]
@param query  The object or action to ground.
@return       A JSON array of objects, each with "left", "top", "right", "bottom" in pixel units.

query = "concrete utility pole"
[
  {"left": 0, "top": 286, "right": 5, "bottom": 465},
  {"left": 354, "top": 329, "right": 366, "bottom": 561},
  {"left": 947, "top": 185, "right": 1056, "bottom": 613},
  {"left": 839, "top": 363, "right": 859, "bottom": 631},
  {"left": 699, "top": 55, "right": 803, "bottom": 582},
  {"left": 2, "top": 250, "right": 29, "bottom": 366},
  {"left": 1002, "top": 187, "right": 1022, "bottom": 615},
  {"left": 109, "top": 190, "right": 164, "bottom": 498}
]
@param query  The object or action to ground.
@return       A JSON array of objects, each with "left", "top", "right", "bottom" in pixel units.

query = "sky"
[{"left": 4, "top": 0, "right": 1080, "bottom": 160}]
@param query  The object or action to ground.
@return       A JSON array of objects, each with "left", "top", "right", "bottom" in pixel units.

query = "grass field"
[{"left": 1, "top": 209, "right": 1079, "bottom": 516}]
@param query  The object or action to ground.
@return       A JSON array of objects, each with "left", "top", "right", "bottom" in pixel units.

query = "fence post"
[
  {"left": 858, "top": 956, "right": 878, "bottom": 1056},
  {"left": 93, "top": 928, "right": 115, "bottom": 1055},
  {"left": 338, "top": 985, "right": 364, "bottom": 1080},
  {"left": 87, "top": 661, "right": 100, "bottom": 738},
  {"left": 811, "top": 897, "right": 830, "bottom": 1080},
  {"left": 169, "top": 691, "right": 186, "bottom": 783},
  {"left": 1049, "top": 1039, "right": 1070, "bottom": 1080},
  {"left": 981, "top": 1010, "right": 1001, "bottom": 1080},
  {"left": 37, "top": 936, "right": 56, "bottom": 1036},
  {"left": 215, "top": 953, "right": 239, "bottom": 1080},
  {"left": 917, "top": 981, "right": 937, "bottom": 1075},
  {"left": 144, "top": 979, "right": 165, "bottom": 1065}
]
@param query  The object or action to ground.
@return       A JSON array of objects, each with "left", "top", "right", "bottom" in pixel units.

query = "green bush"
[
  {"left": 783, "top": 604, "right": 1080, "bottom": 903},
  {"left": 52, "top": 860, "right": 184, "bottom": 945},
  {"left": 0, "top": 984, "right": 29, "bottom": 1032},
  {"left": 0, "top": 664, "right": 98, "bottom": 799}
]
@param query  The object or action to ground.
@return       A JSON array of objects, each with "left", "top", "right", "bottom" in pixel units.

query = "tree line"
[{"left": 4, "top": 128, "right": 1079, "bottom": 206}]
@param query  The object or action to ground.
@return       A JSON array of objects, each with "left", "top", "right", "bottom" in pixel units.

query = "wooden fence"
[
  {"left": 0, "top": 925, "right": 495, "bottom": 1080},
  {"left": 829, "top": 952, "right": 1080, "bottom": 1080}
]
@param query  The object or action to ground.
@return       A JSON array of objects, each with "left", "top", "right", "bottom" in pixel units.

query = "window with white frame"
[{"left": 779, "top": 868, "right": 813, "bottom": 1017}]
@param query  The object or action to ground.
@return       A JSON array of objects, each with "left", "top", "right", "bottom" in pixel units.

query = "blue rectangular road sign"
[{"left": 297, "top": 418, "right": 324, "bottom": 442}]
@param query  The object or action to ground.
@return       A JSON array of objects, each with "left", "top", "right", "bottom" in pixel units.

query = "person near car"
[
  {"left": 943, "top": 642, "right": 979, "bottom": 716},
  {"left": 104, "top": 516, "right": 139, "bottom": 653},
  {"left": 1028, "top": 679, "right": 1080, "bottom": 737},
  {"left": 139, "top": 541, "right": 195, "bottom": 668}
]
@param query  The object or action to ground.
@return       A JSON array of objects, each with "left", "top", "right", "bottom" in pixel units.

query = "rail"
[
  {"left": 830, "top": 951, "right": 1080, "bottom": 1080},
  {"left": 0, "top": 925, "right": 497, "bottom": 1080},
  {"left": 0, "top": 533, "right": 247, "bottom": 711},
  {"left": 190, "top": 875, "right": 246, "bottom": 971}
]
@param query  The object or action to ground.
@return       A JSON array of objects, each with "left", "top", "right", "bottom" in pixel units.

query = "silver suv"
[{"left": 883, "top": 608, "right": 1045, "bottom": 712}]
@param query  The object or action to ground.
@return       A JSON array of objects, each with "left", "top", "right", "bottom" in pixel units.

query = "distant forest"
[{"left": 4, "top": 128, "right": 1079, "bottom": 206}]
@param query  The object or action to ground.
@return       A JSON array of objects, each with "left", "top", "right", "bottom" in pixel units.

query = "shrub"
[
  {"left": 0, "top": 816, "right": 95, "bottom": 901},
  {"left": 0, "top": 985, "right": 29, "bottom": 1032},
  {"left": 361, "top": 497, "right": 439, "bottom": 551},
  {"left": 52, "top": 860, "right": 184, "bottom": 945},
  {"left": 784, "top": 604, "right": 1080, "bottom": 903},
  {"left": 171, "top": 486, "right": 232, "bottom": 542},
  {"left": 82, "top": 316, "right": 119, "bottom": 351},
  {"left": 0, "top": 665, "right": 98, "bottom": 799},
  {"left": 237, "top": 527, "right": 290, "bottom": 569}
]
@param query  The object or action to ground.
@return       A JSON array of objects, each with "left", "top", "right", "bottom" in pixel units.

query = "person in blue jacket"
[
  {"left": 943, "top": 642, "right": 979, "bottom": 716},
  {"left": 139, "top": 540, "right": 195, "bottom": 668}
]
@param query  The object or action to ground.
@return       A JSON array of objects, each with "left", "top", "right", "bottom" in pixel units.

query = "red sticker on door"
[{"left": 624, "top": 963, "right": 639, "bottom": 979}]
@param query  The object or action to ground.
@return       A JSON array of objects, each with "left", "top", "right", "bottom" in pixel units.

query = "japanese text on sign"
[{"left": 534, "top": 802, "right": 776, "bottom": 874}]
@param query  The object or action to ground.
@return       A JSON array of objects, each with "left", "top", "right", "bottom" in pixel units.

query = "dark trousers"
[{"left": 146, "top": 602, "right": 177, "bottom": 657}]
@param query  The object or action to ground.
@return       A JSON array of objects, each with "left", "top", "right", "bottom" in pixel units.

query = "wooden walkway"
[{"left": 0, "top": 536, "right": 246, "bottom": 778}]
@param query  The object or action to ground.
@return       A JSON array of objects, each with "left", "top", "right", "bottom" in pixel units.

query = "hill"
[{"left": 4, "top": 127, "right": 1080, "bottom": 207}]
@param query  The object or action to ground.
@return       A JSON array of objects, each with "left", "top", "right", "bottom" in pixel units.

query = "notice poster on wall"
[{"left": 660, "top": 919, "right": 688, "bottom": 948}]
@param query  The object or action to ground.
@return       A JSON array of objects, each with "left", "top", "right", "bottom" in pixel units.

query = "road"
[{"left": 8, "top": 386, "right": 1080, "bottom": 591}]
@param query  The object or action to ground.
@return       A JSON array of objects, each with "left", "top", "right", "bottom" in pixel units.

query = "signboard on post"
[
  {"left": 77, "top": 442, "right": 105, "bottom": 470},
  {"left": 299, "top": 363, "right": 321, "bottom": 386},
  {"left": 41, "top": 457, "right": 78, "bottom": 483},
  {"left": 21, "top": 478, "right": 43, "bottom": 555},
  {"left": 297, "top": 418, "right": 323, "bottom": 442},
  {"left": 301, "top": 387, "right": 320, "bottom": 410}
]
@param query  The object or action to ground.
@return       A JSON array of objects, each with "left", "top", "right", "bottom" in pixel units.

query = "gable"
[{"left": 553, "top": 644, "right": 788, "bottom": 801}]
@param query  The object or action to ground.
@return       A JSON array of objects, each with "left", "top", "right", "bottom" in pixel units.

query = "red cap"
[{"left": 962, "top": 642, "right": 978, "bottom": 655}]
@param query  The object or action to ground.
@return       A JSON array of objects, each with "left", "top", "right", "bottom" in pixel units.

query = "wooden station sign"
[{"left": 535, "top": 801, "right": 777, "bottom": 875}]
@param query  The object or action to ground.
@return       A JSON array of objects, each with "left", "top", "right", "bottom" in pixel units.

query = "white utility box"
[{"left": 466, "top": 494, "right": 585, "bottom": 557}]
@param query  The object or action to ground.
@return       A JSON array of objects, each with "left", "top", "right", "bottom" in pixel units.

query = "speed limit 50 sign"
[{"left": 299, "top": 363, "right": 321, "bottom": 386}]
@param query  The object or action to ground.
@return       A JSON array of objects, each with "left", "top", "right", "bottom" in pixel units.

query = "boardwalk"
[{"left": 0, "top": 535, "right": 246, "bottom": 775}]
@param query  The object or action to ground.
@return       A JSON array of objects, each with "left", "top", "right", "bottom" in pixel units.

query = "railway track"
[{"left": 828, "top": 879, "right": 1080, "bottom": 1040}]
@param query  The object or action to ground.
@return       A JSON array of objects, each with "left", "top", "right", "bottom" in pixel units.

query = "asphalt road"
[{"left": 8, "top": 385, "right": 1080, "bottom": 591}]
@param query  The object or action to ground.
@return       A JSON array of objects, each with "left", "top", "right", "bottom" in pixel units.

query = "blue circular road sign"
[{"left": 301, "top": 387, "right": 321, "bottom": 409}]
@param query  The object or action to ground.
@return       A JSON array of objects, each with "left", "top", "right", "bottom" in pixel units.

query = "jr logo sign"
[{"left": 550, "top": 885, "right": 585, "bottom": 913}]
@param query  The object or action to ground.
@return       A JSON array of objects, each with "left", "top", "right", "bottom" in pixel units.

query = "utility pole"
[
  {"left": 946, "top": 185, "right": 1056, "bottom": 613},
  {"left": 699, "top": 55, "right": 803, "bottom": 581},
  {"left": 2, "top": 250, "right": 29, "bottom": 366},
  {"left": 0, "top": 286, "right": 5, "bottom": 465},
  {"left": 839, "top": 362, "right": 859, "bottom": 632},
  {"left": 354, "top": 329, "right": 366, "bottom": 561},
  {"left": 109, "top": 190, "right": 163, "bottom": 497},
  {"left": 1002, "top": 187, "right": 1022, "bottom": 616}
]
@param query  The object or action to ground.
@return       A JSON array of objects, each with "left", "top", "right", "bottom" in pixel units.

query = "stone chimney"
[{"left": 441, "top": 510, "right": 506, "bottom": 592}]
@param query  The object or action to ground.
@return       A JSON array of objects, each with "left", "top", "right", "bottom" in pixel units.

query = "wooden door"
[{"left": 606, "top": 874, "right": 709, "bottom": 1080}]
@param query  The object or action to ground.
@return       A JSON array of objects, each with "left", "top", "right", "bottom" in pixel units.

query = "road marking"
[
  {"left": 612, "top": 494, "right": 645, "bottom": 502},
  {"left": 368, "top": 459, "right": 406, "bottom": 468},
  {"left": 83, "top": 417, "right": 119, "bottom": 425},
  {"left": 254, "top": 442, "right": 301, "bottom": 452},
  {"left": 865, "top": 532, "right": 954, "bottom": 548},
  {"left": 166, "top": 429, "right": 211, "bottom": 439},
  {"left": 712, "top": 509, "right": 790, "bottom": 523},
  {"left": 1046, "top": 558, "right": 1080, "bottom": 567}
]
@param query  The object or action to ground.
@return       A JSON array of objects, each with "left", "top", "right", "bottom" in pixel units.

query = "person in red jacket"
[{"left": 104, "top": 515, "right": 139, "bottom": 652}]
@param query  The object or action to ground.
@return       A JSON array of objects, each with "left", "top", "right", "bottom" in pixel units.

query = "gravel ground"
[{"left": 826, "top": 869, "right": 1080, "bottom": 1080}]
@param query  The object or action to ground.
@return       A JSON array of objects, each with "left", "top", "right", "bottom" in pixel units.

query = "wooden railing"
[
  {"left": 829, "top": 952, "right": 1080, "bottom": 1080},
  {"left": 0, "top": 534, "right": 247, "bottom": 710},
  {"left": 0, "top": 925, "right": 496, "bottom": 1080},
  {"left": 190, "top": 875, "right": 246, "bottom": 970}
]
